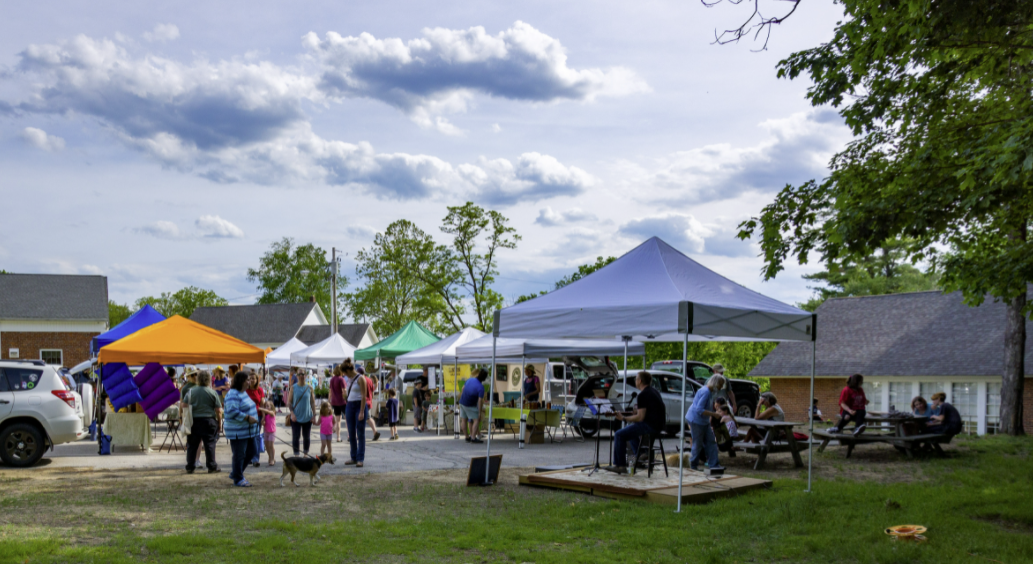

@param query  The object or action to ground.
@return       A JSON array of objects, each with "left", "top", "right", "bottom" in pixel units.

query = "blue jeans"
[
  {"left": 251, "top": 435, "right": 262, "bottom": 464},
  {"left": 229, "top": 437, "right": 257, "bottom": 484},
  {"left": 612, "top": 422, "right": 655, "bottom": 467},
  {"left": 345, "top": 401, "right": 367, "bottom": 463},
  {"left": 689, "top": 421, "right": 719, "bottom": 469}
]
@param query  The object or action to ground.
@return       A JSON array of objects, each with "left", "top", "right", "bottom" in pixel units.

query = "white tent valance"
[
  {"left": 290, "top": 334, "right": 357, "bottom": 366},
  {"left": 395, "top": 327, "right": 485, "bottom": 366},
  {"left": 446, "top": 335, "right": 645, "bottom": 365},
  {"left": 266, "top": 337, "right": 309, "bottom": 368}
]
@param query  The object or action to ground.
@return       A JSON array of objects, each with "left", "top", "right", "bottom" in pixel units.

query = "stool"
[{"left": 635, "top": 434, "right": 668, "bottom": 478}]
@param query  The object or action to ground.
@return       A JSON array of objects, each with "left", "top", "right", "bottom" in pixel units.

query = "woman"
[
  {"left": 184, "top": 370, "right": 222, "bottom": 474},
  {"left": 224, "top": 371, "right": 261, "bottom": 487},
  {"left": 743, "top": 392, "right": 785, "bottom": 443},
  {"left": 522, "top": 365, "right": 542, "bottom": 404},
  {"left": 329, "top": 364, "right": 347, "bottom": 443},
  {"left": 286, "top": 370, "right": 316, "bottom": 456},
  {"left": 828, "top": 374, "right": 868, "bottom": 435},
  {"left": 211, "top": 366, "right": 230, "bottom": 398},
  {"left": 246, "top": 373, "right": 266, "bottom": 468},
  {"left": 685, "top": 375, "right": 724, "bottom": 471},
  {"left": 911, "top": 396, "right": 933, "bottom": 417},
  {"left": 344, "top": 363, "right": 368, "bottom": 467}
]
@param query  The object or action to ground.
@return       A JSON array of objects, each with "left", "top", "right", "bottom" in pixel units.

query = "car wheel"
[
  {"left": 0, "top": 423, "right": 46, "bottom": 467},
  {"left": 736, "top": 404, "right": 754, "bottom": 419},
  {"left": 578, "top": 422, "right": 597, "bottom": 438}
]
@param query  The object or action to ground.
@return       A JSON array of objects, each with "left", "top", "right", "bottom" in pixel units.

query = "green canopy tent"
[{"left": 354, "top": 321, "right": 441, "bottom": 361}]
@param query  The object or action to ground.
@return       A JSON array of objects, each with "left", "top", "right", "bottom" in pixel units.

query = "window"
[
  {"left": 888, "top": 382, "right": 911, "bottom": 413},
  {"left": 40, "top": 349, "right": 63, "bottom": 366},
  {"left": 862, "top": 381, "right": 883, "bottom": 413},
  {"left": 952, "top": 382, "right": 978, "bottom": 434},
  {"left": 2, "top": 368, "right": 45, "bottom": 392},
  {"left": 691, "top": 365, "right": 713, "bottom": 381},
  {"left": 919, "top": 382, "right": 944, "bottom": 402},
  {"left": 986, "top": 383, "right": 1002, "bottom": 435}
]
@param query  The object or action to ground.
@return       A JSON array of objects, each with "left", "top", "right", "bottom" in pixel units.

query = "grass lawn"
[{"left": 1, "top": 435, "right": 1031, "bottom": 564}]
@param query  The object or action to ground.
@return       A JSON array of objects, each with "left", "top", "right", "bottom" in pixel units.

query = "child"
[
  {"left": 811, "top": 398, "right": 824, "bottom": 422},
  {"left": 259, "top": 399, "right": 277, "bottom": 466},
  {"left": 716, "top": 404, "right": 738, "bottom": 456},
  {"left": 317, "top": 401, "right": 334, "bottom": 457},
  {"left": 386, "top": 388, "right": 400, "bottom": 440},
  {"left": 829, "top": 373, "right": 868, "bottom": 435}
]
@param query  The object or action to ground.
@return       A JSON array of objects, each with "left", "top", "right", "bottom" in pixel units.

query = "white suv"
[{"left": 0, "top": 360, "right": 88, "bottom": 467}]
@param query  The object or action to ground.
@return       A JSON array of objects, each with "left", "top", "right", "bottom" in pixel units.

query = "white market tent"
[
  {"left": 290, "top": 333, "right": 357, "bottom": 366},
  {"left": 446, "top": 335, "right": 645, "bottom": 364},
  {"left": 266, "top": 337, "right": 310, "bottom": 368},
  {"left": 485, "top": 237, "right": 817, "bottom": 509},
  {"left": 395, "top": 327, "right": 486, "bottom": 366}
]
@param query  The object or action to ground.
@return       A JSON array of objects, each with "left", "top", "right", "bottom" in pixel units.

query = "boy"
[{"left": 386, "top": 388, "right": 400, "bottom": 440}]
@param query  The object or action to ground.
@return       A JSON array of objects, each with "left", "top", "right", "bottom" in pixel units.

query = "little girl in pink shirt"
[
  {"left": 261, "top": 399, "right": 277, "bottom": 466},
  {"left": 317, "top": 401, "right": 334, "bottom": 458}
]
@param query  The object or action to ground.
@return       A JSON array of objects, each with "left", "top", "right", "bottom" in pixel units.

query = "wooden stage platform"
[{"left": 518, "top": 467, "right": 771, "bottom": 505}]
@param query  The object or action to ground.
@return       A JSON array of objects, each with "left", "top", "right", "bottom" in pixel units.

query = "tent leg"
[
  {"left": 518, "top": 356, "right": 526, "bottom": 449},
  {"left": 677, "top": 329, "right": 689, "bottom": 513},
  {"left": 484, "top": 336, "right": 497, "bottom": 485},
  {"left": 622, "top": 337, "right": 629, "bottom": 408},
  {"left": 454, "top": 360, "right": 460, "bottom": 439},
  {"left": 807, "top": 339, "right": 815, "bottom": 493}
]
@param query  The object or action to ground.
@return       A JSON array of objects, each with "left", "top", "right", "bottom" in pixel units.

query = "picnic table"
[
  {"left": 813, "top": 414, "right": 949, "bottom": 458},
  {"left": 728, "top": 417, "right": 805, "bottom": 470}
]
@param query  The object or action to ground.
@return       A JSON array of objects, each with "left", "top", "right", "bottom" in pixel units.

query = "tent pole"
[
  {"left": 484, "top": 335, "right": 497, "bottom": 484},
  {"left": 454, "top": 359, "right": 460, "bottom": 439},
  {"left": 807, "top": 339, "right": 815, "bottom": 493},
  {"left": 622, "top": 337, "right": 629, "bottom": 410},
  {"left": 518, "top": 356, "right": 526, "bottom": 449},
  {"left": 676, "top": 328, "right": 689, "bottom": 513}
]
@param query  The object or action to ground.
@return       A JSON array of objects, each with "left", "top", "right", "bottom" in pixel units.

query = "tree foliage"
[
  {"left": 738, "top": 0, "right": 1033, "bottom": 434},
  {"left": 108, "top": 301, "right": 132, "bottom": 328},
  {"left": 135, "top": 286, "right": 228, "bottom": 318},
  {"left": 247, "top": 237, "right": 343, "bottom": 321}
]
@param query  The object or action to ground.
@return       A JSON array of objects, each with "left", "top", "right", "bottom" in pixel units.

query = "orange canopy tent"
[{"left": 98, "top": 315, "right": 267, "bottom": 365}]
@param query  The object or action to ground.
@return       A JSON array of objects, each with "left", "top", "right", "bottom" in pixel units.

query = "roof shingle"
[
  {"left": 296, "top": 324, "right": 373, "bottom": 348},
  {"left": 190, "top": 303, "right": 320, "bottom": 344},
  {"left": 0, "top": 273, "right": 108, "bottom": 321}
]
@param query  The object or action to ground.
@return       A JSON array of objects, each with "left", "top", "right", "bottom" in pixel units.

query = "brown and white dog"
[{"left": 279, "top": 452, "right": 335, "bottom": 487}]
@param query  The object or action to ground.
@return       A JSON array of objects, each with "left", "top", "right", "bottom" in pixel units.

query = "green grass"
[{"left": 0, "top": 436, "right": 1031, "bottom": 563}]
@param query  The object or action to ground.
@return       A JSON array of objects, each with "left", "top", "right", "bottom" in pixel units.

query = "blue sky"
[{"left": 0, "top": 0, "right": 849, "bottom": 315}]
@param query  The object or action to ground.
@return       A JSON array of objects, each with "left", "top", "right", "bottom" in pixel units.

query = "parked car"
[
  {"left": 650, "top": 360, "right": 760, "bottom": 418},
  {"left": 0, "top": 360, "right": 88, "bottom": 467}
]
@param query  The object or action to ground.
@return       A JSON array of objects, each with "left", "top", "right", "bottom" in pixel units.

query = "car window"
[
  {"left": 692, "top": 365, "right": 714, "bottom": 381},
  {"left": 651, "top": 361, "right": 684, "bottom": 375},
  {"left": 3, "top": 368, "right": 45, "bottom": 392},
  {"left": 0, "top": 370, "right": 9, "bottom": 392}
]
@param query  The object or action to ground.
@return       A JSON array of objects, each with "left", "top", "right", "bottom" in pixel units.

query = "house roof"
[
  {"left": 750, "top": 290, "right": 1033, "bottom": 378},
  {"left": 0, "top": 273, "right": 108, "bottom": 321},
  {"left": 296, "top": 323, "right": 374, "bottom": 348},
  {"left": 190, "top": 302, "right": 322, "bottom": 344}
]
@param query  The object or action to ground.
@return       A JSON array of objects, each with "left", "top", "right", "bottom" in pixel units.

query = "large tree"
[
  {"left": 135, "top": 287, "right": 228, "bottom": 318},
  {"left": 247, "top": 238, "right": 343, "bottom": 321},
  {"left": 738, "top": 0, "right": 1033, "bottom": 434},
  {"left": 108, "top": 301, "right": 132, "bottom": 328}
]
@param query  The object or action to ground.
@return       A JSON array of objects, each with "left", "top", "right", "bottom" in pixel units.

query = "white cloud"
[
  {"left": 346, "top": 225, "right": 378, "bottom": 239},
  {"left": 20, "top": 127, "right": 65, "bottom": 151},
  {"left": 535, "top": 206, "right": 597, "bottom": 227},
  {"left": 134, "top": 220, "right": 183, "bottom": 239},
  {"left": 618, "top": 213, "right": 712, "bottom": 254},
  {"left": 491, "top": 123, "right": 502, "bottom": 133},
  {"left": 304, "top": 21, "right": 649, "bottom": 130},
  {"left": 195, "top": 215, "right": 244, "bottom": 238},
  {"left": 143, "top": 24, "right": 179, "bottom": 43},
  {"left": 462, "top": 152, "right": 595, "bottom": 205}
]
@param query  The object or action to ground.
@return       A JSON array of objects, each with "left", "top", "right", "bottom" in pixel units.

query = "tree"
[
  {"left": 738, "top": 1, "right": 1033, "bottom": 434},
  {"left": 247, "top": 238, "right": 344, "bottom": 321},
  {"left": 344, "top": 221, "right": 451, "bottom": 336},
  {"left": 798, "top": 240, "right": 941, "bottom": 311},
  {"left": 108, "top": 301, "right": 132, "bottom": 328},
  {"left": 135, "top": 287, "right": 228, "bottom": 318}
]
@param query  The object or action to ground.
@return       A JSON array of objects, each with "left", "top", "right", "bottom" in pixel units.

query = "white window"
[
  {"left": 952, "top": 382, "right": 978, "bottom": 434},
  {"left": 919, "top": 382, "right": 944, "bottom": 401},
  {"left": 40, "top": 349, "right": 63, "bottom": 366},
  {"left": 862, "top": 381, "right": 883, "bottom": 413},
  {"left": 985, "top": 382, "right": 1002, "bottom": 435},
  {"left": 888, "top": 382, "right": 911, "bottom": 412}
]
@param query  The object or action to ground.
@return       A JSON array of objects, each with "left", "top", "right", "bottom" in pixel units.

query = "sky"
[{"left": 0, "top": 0, "right": 850, "bottom": 318}]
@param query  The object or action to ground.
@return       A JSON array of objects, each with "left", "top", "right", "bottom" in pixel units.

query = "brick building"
[
  {"left": 0, "top": 273, "right": 109, "bottom": 368},
  {"left": 750, "top": 290, "right": 1033, "bottom": 435}
]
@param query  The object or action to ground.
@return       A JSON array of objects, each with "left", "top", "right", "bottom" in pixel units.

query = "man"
[
  {"left": 412, "top": 369, "right": 429, "bottom": 433},
  {"left": 607, "top": 371, "right": 666, "bottom": 474},
  {"left": 926, "top": 392, "right": 963, "bottom": 438},
  {"left": 459, "top": 369, "right": 488, "bottom": 444},
  {"left": 185, "top": 370, "right": 223, "bottom": 474}
]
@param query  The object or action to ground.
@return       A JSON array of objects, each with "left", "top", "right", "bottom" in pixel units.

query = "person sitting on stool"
[{"left": 606, "top": 371, "right": 666, "bottom": 475}]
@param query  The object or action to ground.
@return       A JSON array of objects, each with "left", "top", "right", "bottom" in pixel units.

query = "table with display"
[
  {"left": 488, "top": 406, "right": 564, "bottom": 444},
  {"left": 104, "top": 409, "right": 153, "bottom": 452},
  {"left": 813, "top": 414, "right": 948, "bottom": 458}
]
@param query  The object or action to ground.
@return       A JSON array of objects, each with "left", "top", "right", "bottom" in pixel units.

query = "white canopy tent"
[
  {"left": 266, "top": 337, "right": 310, "bottom": 368},
  {"left": 290, "top": 333, "right": 357, "bottom": 366},
  {"left": 485, "top": 237, "right": 817, "bottom": 509},
  {"left": 395, "top": 327, "right": 486, "bottom": 366},
  {"left": 446, "top": 335, "right": 645, "bottom": 364}
]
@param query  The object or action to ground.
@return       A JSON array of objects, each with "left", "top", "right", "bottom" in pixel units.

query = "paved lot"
[{"left": 35, "top": 421, "right": 607, "bottom": 477}]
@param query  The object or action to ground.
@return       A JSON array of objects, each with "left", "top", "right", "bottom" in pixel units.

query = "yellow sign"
[{"left": 442, "top": 364, "right": 472, "bottom": 393}]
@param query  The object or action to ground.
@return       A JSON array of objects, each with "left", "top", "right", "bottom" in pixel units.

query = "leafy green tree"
[
  {"left": 108, "top": 301, "right": 132, "bottom": 328},
  {"left": 738, "top": 0, "right": 1033, "bottom": 434},
  {"left": 135, "top": 287, "right": 228, "bottom": 318},
  {"left": 247, "top": 238, "right": 344, "bottom": 321}
]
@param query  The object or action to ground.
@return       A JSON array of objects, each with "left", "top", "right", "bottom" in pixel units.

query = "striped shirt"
[{"left": 223, "top": 389, "right": 259, "bottom": 440}]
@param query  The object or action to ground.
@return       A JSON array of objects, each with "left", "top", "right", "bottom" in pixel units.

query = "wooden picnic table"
[
  {"left": 729, "top": 418, "right": 805, "bottom": 470},
  {"left": 813, "top": 414, "right": 947, "bottom": 459}
]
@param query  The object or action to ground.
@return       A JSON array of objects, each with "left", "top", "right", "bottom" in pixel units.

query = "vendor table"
[
  {"left": 104, "top": 411, "right": 153, "bottom": 451},
  {"left": 730, "top": 418, "right": 805, "bottom": 470},
  {"left": 488, "top": 407, "right": 563, "bottom": 443}
]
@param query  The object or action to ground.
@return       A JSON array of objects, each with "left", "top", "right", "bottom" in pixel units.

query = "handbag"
[{"left": 181, "top": 388, "right": 194, "bottom": 435}]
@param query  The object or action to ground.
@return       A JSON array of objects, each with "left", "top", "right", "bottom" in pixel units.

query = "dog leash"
[{"left": 271, "top": 431, "right": 319, "bottom": 460}]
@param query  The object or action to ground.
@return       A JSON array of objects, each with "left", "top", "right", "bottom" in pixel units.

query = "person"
[
  {"left": 386, "top": 388, "right": 400, "bottom": 440},
  {"left": 272, "top": 374, "right": 285, "bottom": 411},
  {"left": 711, "top": 363, "right": 737, "bottom": 414},
  {"left": 317, "top": 401, "right": 334, "bottom": 458},
  {"left": 926, "top": 392, "right": 963, "bottom": 438},
  {"left": 522, "top": 365, "right": 542, "bottom": 404},
  {"left": 911, "top": 396, "right": 934, "bottom": 417},
  {"left": 363, "top": 367, "right": 381, "bottom": 441},
  {"left": 459, "top": 368, "right": 488, "bottom": 443},
  {"left": 184, "top": 370, "right": 222, "bottom": 474},
  {"left": 829, "top": 374, "right": 868, "bottom": 435},
  {"left": 685, "top": 374, "right": 723, "bottom": 471},
  {"left": 223, "top": 371, "right": 261, "bottom": 487},
  {"left": 811, "top": 398, "right": 824, "bottom": 422},
  {"left": 605, "top": 371, "right": 666, "bottom": 474},
  {"left": 180, "top": 368, "right": 198, "bottom": 402},
  {"left": 286, "top": 370, "right": 316, "bottom": 456},
  {"left": 329, "top": 364, "right": 347, "bottom": 443},
  {"left": 716, "top": 403, "right": 739, "bottom": 455},
  {"left": 412, "top": 370, "right": 428, "bottom": 433},
  {"left": 344, "top": 363, "right": 368, "bottom": 467},
  {"left": 245, "top": 372, "right": 266, "bottom": 468},
  {"left": 260, "top": 399, "right": 277, "bottom": 466},
  {"left": 743, "top": 392, "right": 786, "bottom": 443},
  {"left": 211, "top": 366, "right": 230, "bottom": 397}
]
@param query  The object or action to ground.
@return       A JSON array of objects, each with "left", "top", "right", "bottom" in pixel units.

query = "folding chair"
[{"left": 564, "top": 406, "right": 587, "bottom": 442}]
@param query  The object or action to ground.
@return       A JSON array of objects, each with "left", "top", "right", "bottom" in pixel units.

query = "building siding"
[{"left": 1, "top": 331, "right": 98, "bottom": 367}]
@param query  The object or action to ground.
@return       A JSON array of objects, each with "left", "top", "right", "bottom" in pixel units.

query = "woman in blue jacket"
[
  {"left": 224, "top": 371, "right": 261, "bottom": 487},
  {"left": 685, "top": 375, "right": 725, "bottom": 472}
]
